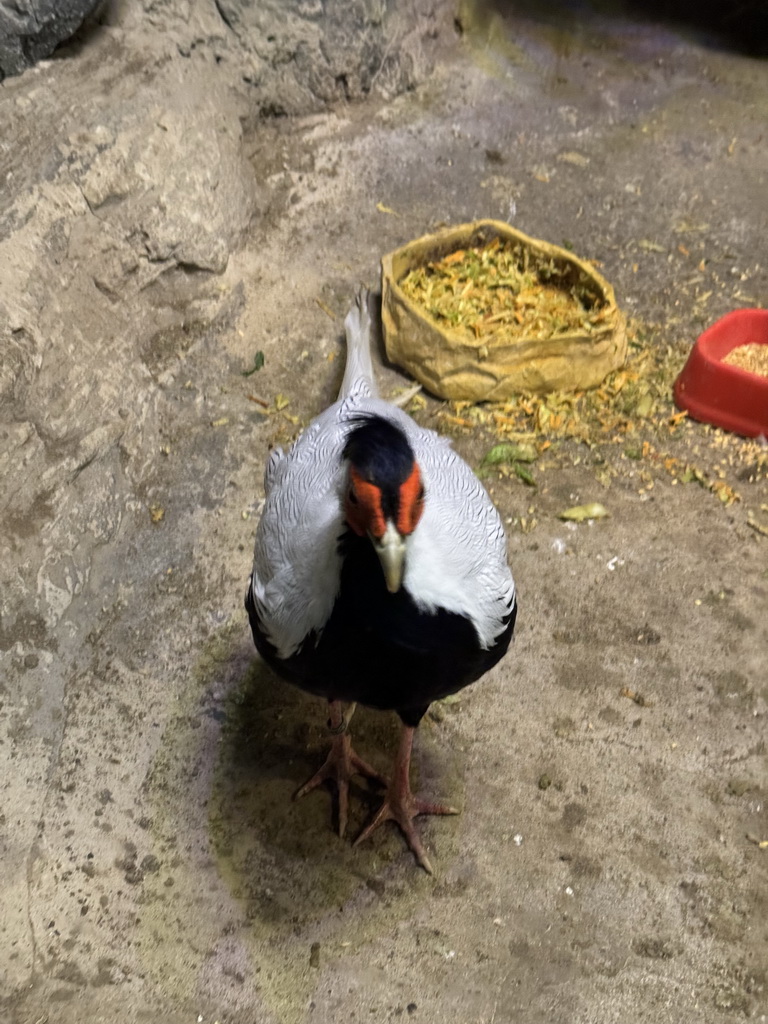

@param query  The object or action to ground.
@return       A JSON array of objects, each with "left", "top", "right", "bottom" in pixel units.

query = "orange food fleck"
[
  {"left": 441, "top": 249, "right": 466, "bottom": 265},
  {"left": 439, "top": 413, "right": 474, "bottom": 428}
]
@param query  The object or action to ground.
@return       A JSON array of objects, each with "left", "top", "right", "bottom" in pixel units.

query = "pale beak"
[{"left": 371, "top": 520, "right": 406, "bottom": 593}]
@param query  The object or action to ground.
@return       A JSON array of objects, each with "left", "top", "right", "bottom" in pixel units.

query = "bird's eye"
[
  {"left": 417, "top": 485, "right": 425, "bottom": 502},
  {"left": 348, "top": 487, "right": 359, "bottom": 505}
]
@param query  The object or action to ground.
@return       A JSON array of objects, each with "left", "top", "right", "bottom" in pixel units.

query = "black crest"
[{"left": 343, "top": 415, "right": 415, "bottom": 486}]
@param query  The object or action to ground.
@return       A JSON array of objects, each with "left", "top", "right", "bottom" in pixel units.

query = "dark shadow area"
[
  {"left": 199, "top": 640, "right": 461, "bottom": 923},
  {"left": 212, "top": 652, "right": 398, "bottom": 825},
  {"left": 207, "top": 649, "right": 406, "bottom": 908},
  {"left": 49, "top": 0, "right": 126, "bottom": 63},
  {"left": 461, "top": 0, "right": 768, "bottom": 57}
]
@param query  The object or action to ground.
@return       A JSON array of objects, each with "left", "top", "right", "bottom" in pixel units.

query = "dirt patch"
[{"left": 1, "top": 2, "right": 767, "bottom": 1024}]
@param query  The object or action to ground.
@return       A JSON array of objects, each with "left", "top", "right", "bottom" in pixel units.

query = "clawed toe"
[
  {"left": 354, "top": 790, "right": 458, "bottom": 874},
  {"left": 352, "top": 723, "right": 460, "bottom": 872},
  {"left": 295, "top": 729, "right": 387, "bottom": 837}
]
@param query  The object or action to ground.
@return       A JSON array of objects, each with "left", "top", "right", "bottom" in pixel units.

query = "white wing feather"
[{"left": 250, "top": 398, "right": 358, "bottom": 659}]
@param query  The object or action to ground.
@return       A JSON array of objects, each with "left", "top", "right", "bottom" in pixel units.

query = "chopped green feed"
[{"left": 399, "top": 236, "right": 609, "bottom": 344}]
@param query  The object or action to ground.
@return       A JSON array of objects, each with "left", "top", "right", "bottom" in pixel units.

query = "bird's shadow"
[
  {"left": 216, "top": 646, "right": 398, "bottom": 836},
  {"left": 202, "top": 640, "right": 462, "bottom": 920},
  {"left": 207, "top": 645, "right": 404, "bottom": 901}
]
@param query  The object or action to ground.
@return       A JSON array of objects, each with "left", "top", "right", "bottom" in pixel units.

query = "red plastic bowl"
[{"left": 674, "top": 309, "right": 768, "bottom": 438}]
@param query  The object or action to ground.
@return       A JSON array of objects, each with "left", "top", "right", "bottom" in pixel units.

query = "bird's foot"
[
  {"left": 295, "top": 731, "right": 387, "bottom": 838},
  {"left": 354, "top": 784, "right": 458, "bottom": 875}
]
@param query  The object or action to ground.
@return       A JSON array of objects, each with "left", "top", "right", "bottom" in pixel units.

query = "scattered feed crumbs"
[{"left": 404, "top": 318, "right": 767, "bottom": 529}]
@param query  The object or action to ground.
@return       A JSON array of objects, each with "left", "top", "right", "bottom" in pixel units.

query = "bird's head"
[{"left": 342, "top": 416, "right": 425, "bottom": 594}]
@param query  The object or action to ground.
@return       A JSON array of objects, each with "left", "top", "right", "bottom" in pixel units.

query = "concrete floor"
[{"left": 1, "top": 3, "right": 767, "bottom": 1023}]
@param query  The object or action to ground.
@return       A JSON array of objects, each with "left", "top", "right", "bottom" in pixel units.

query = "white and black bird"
[{"left": 246, "top": 289, "right": 516, "bottom": 872}]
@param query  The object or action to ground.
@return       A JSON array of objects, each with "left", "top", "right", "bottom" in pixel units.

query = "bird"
[{"left": 245, "top": 288, "right": 516, "bottom": 873}]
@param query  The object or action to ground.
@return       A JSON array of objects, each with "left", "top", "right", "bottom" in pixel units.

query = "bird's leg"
[
  {"left": 294, "top": 700, "right": 387, "bottom": 838},
  {"left": 354, "top": 723, "right": 458, "bottom": 874}
]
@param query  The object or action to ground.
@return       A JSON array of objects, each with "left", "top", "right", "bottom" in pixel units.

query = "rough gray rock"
[
  {"left": 0, "top": 37, "right": 258, "bottom": 668},
  {"left": 133, "top": 0, "right": 444, "bottom": 118},
  {"left": 0, "top": 0, "right": 101, "bottom": 79},
  {"left": 219, "top": 0, "right": 440, "bottom": 115}
]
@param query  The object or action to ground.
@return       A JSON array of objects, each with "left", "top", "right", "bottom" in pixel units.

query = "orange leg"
[
  {"left": 354, "top": 723, "right": 458, "bottom": 874},
  {"left": 295, "top": 701, "right": 387, "bottom": 838}
]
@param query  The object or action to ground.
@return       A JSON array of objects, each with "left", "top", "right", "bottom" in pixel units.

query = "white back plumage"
[{"left": 250, "top": 290, "right": 516, "bottom": 660}]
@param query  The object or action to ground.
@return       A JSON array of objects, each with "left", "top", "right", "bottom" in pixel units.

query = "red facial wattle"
[
  {"left": 396, "top": 464, "right": 424, "bottom": 535},
  {"left": 345, "top": 464, "right": 424, "bottom": 539}
]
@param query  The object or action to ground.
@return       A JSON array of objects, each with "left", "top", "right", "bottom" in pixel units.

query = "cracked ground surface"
[{"left": 1, "top": 4, "right": 767, "bottom": 1023}]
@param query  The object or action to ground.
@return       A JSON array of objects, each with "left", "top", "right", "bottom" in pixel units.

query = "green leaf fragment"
[
  {"left": 513, "top": 464, "right": 536, "bottom": 486},
  {"left": 634, "top": 392, "right": 654, "bottom": 418},
  {"left": 558, "top": 502, "right": 610, "bottom": 522},
  {"left": 242, "top": 351, "right": 265, "bottom": 377},
  {"left": 680, "top": 467, "right": 707, "bottom": 486},
  {"left": 480, "top": 442, "right": 538, "bottom": 467}
]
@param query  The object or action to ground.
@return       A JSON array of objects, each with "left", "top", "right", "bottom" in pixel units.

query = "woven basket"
[{"left": 381, "top": 219, "right": 626, "bottom": 400}]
